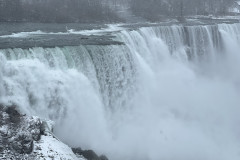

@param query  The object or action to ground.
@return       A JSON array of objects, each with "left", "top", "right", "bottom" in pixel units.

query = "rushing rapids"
[{"left": 0, "top": 23, "right": 240, "bottom": 160}]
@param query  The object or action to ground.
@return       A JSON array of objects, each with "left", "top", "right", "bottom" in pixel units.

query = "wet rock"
[
  {"left": 81, "top": 150, "right": 99, "bottom": 160},
  {"left": 72, "top": 148, "right": 109, "bottom": 160},
  {"left": 99, "top": 155, "right": 108, "bottom": 160}
]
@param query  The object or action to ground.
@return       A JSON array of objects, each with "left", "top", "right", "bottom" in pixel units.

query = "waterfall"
[{"left": 0, "top": 23, "right": 240, "bottom": 160}]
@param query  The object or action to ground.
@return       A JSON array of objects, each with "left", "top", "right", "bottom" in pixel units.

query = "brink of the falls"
[{"left": 1, "top": 22, "right": 240, "bottom": 160}]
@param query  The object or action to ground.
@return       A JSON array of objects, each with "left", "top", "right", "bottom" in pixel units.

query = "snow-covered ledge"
[{"left": 0, "top": 104, "right": 84, "bottom": 160}]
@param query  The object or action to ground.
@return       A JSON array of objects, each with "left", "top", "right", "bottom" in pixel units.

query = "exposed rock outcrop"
[
  {"left": 72, "top": 148, "right": 108, "bottom": 160},
  {"left": 0, "top": 104, "right": 81, "bottom": 160},
  {"left": 0, "top": 104, "right": 41, "bottom": 156}
]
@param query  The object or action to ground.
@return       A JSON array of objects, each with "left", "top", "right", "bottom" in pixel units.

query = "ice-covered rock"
[{"left": 0, "top": 104, "right": 84, "bottom": 160}]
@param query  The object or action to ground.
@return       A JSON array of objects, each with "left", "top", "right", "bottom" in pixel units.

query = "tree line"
[
  {"left": 130, "top": 0, "right": 236, "bottom": 20},
  {"left": 0, "top": 0, "right": 237, "bottom": 23},
  {"left": 0, "top": 0, "right": 119, "bottom": 23}
]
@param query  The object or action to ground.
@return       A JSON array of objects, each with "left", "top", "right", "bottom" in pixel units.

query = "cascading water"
[{"left": 0, "top": 23, "right": 240, "bottom": 160}]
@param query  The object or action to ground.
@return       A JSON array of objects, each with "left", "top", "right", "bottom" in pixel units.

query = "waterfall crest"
[{"left": 1, "top": 23, "right": 240, "bottom": 160}]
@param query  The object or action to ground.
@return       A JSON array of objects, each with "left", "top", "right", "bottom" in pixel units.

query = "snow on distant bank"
[
  {"left": 0, "top": 30, "right": 45, "bottom": 38},
  {"left": 0, "top": 24, "right": 123, "bottom": 38},
  {"left": 68, "top": 24, "right": 123, "bottom": 35}
]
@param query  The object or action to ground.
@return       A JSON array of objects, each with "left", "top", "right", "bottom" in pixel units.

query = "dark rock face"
[
  {"left": 99, "top": 155, "right": 108, "bottom": 160},
  {"left": 72, "top": 148, "right": 109, "bottom": 160},
  {"left": 0, "top": 104, "right": 42, "bottom": 158},
  {"left": 5, "top": 105, "right": 21, "bottom": 124}
]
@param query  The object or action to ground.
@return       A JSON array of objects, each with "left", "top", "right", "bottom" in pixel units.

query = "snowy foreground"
[
  {"left": 33, "top": 134, "right": 83, "bottom": 160},
  {"left": 0, "top": 104, "right": 106, "bottom": 160}
]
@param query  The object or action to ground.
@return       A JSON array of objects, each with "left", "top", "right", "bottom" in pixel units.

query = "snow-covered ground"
[
  {"left": 0, "top": 104, "right": 85, "bottom": 160},
  {"left": 34, "top": 134, "right": 85, "bottom": 160}
]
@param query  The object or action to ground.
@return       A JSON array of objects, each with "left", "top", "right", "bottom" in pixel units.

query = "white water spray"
[{"left": 0, "top": 23, "right": 240, "bottom": 160}]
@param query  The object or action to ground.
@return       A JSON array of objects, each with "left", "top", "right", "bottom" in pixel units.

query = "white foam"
[{"left": 1, "top": 23, "right": 240, "bottom": 160}]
